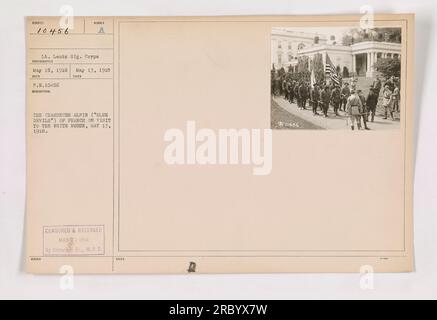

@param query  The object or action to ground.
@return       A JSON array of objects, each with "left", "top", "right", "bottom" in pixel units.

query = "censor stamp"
[{"left": 43, "top": 225, "right": 105, "bottom": 256}]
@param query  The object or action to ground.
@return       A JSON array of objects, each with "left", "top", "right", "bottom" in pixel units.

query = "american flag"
[{"left": 325, "top": 54, "right": 340, "bottom": 85}]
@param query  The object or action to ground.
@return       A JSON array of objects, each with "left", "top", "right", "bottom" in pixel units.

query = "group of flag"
[
  {"left": 325, "top": 54, "right": 341, "bottom": 86},
  {"left": 311, "top": 53, "right": 341, "bottom": 87}
]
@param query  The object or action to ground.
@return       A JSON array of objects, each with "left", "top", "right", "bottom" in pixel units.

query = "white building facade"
[
  {"left": 271, "top": 28, "right": 327, "bottom": 71},
  {"left": 272, "top": 29, "right": 402, "bottom": 79}
]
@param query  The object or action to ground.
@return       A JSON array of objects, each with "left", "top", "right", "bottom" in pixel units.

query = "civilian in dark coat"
[{"left": 366, "top": 86, "right": 379, "bottom": 122}]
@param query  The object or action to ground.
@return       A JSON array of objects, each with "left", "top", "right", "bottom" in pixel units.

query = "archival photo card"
[
  {"left": 271, "top": 26, "right": 403, "bottom": 130},
  {"left": 26, "top": 15, "right": 414, "bottom": 274}
]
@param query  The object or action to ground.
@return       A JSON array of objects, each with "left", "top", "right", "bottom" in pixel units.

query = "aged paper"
[{"left": 26, "top": 15, "right": 414, "bottom": 274}]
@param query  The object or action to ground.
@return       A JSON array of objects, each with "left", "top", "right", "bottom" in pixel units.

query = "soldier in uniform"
[
  {"left": 289, "top": 80, "right": 295, "bottom": 103},
  {"left": 309, "top": 84, "right": 314, "bottom": 109},
  {"left": 299, "top": 82, "right": 309, "bottom": 110},
  {"left": 346, "top": 89, "right": 363, "bottom": 130},
  {"left": 366, "top": 86, "right": 379, "bottom": 122},
  {"left": 307, "top": 82, "right": 312, "bottom": 107},
  {"left": 271, "top": 72, "right": 275, "bottom": 96},
  {"left": 284, "top": 79, "right": 291, "bottom": 102},
  {"left": 330, "top": 85, "right": 341, "bottom": 116},
  {"left": 274, "top": 76, "right": 281, "bottom": 96},
  {"left": 294, "top": 82, "right": 301, "bottom": 108},
  {"left": 357, "top": 89, "right": 370, "bottom": 130},
  {"left": 373, "top": 76, "right": 382, "bottom": 97},
  {"left": 320, "top": 86, "right": 331, "bottom": 118},
  {"left": 340, "top": 82, "right": 351, "bottom": 112},
  {"left": 311, "top": 84, "right": 321, "bottom": 116},
  {"left": 281, "top": 78, "right": 287, "bottom": 97}
]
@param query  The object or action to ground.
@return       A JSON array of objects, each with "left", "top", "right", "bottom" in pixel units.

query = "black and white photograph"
[
  {"left": 1, "top": 0, "right": 437, "bottom": 303},
  {"left": 271, "top": 26, "right": 402, "bottom": 130}
]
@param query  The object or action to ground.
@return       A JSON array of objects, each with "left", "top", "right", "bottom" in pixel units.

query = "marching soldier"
[
  {"left": 311, "top": 84, "right": 321, "bottom": 116},
  {"left": 271, "top": 72, "right": 275, "bottom": 95},
  {"left": 330, "top": 85, "right": 341, "bottom": 116},
  {"left": 285, "top": 79, "right": 291, "bottom": 102},
  {"left": 289, "top": 80, "right": 295, "bottom": 103},
  {"left": 357, "top": 89, "right": 370, "bottom": 130},
  {"left": 274, "top": 76, "right": 281, "bottom": 96},
  {"left": 346, "top": 89, "right": 363, "bottom": 130},
  {"left": 299, "top": 82, "right": 309, "bottom": 110},
  {"left": 340, "top": 82, "right": 351, "bottom": 112},
  {"left": 308, "top": 84, "right": 314, "bottom": 109},
  {"left": 307, "top": 82, "right": 312, "bottom": 107},
  {"left": 294, "top": 82, "right": 301, "bottom": 108},
  {"left": 320, "top": 86, "right": 331, "bottom": 118}
]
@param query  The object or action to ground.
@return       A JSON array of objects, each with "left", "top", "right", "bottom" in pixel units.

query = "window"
[
  {"left": 288, "top": 54, "right": 293, "bottom": 62},
  {"left": 278, "top": 41, "right": 282, "bottom": 49},
  {"left": 288, "top": 42, "right": 292, "bottom": 49},
  {"left": 278, "top": 54, "right": 282, "bottom": 64}
]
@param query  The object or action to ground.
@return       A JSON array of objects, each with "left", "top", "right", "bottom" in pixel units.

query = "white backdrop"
[{"left": 0, "top": 0, "right": 436, "bottom": 300}]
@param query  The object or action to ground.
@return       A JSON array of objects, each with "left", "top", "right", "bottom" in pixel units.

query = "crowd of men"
[{"left": 271, "top": 72, "right": 400, "bottom": 130}]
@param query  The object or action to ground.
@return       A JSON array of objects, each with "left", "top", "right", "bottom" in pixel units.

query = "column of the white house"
[
  {"left": 366, "top": 52, "right": 371, "bottom": 78},
  {"left": 351, "top": 54, "right": 356, "bottom": 76},
  {"left": 367, "top": 53, "right": 371, "bottom": 72},
  {"left": 373, "top": 52, "right": 377, "bottom": 74}
]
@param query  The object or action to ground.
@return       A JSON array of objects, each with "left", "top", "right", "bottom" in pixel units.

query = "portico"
[
  {"left": 350, "top": 41, "right": 401, "bottom": 77},
  {"left": 296, "top": 40, "right": 401, "bottom": 79}
]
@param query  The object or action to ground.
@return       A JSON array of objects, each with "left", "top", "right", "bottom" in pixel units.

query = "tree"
[
  {"left": 312, "top": 53, "right": 325, "bottom": 84},
  {"left": 295, "top": 56, "right": 310, "bottom": 82},
  {"left": 375, "top": 28, "right": 402, "bottom": 43},
  {"left": 374, "top": 58, "right": 400, "bottom": 79},
  {"left": 341, "top": 27, "right": 401, "bottom": 45},
  {"left": 342, "top": 66, "right": 350, "bottom": 78},
  {"left": 297, "top": 56, "right": 309, "bottom": 74},
  {"left": 342, "top": 34, "right": 354, "bottom": 46}
]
